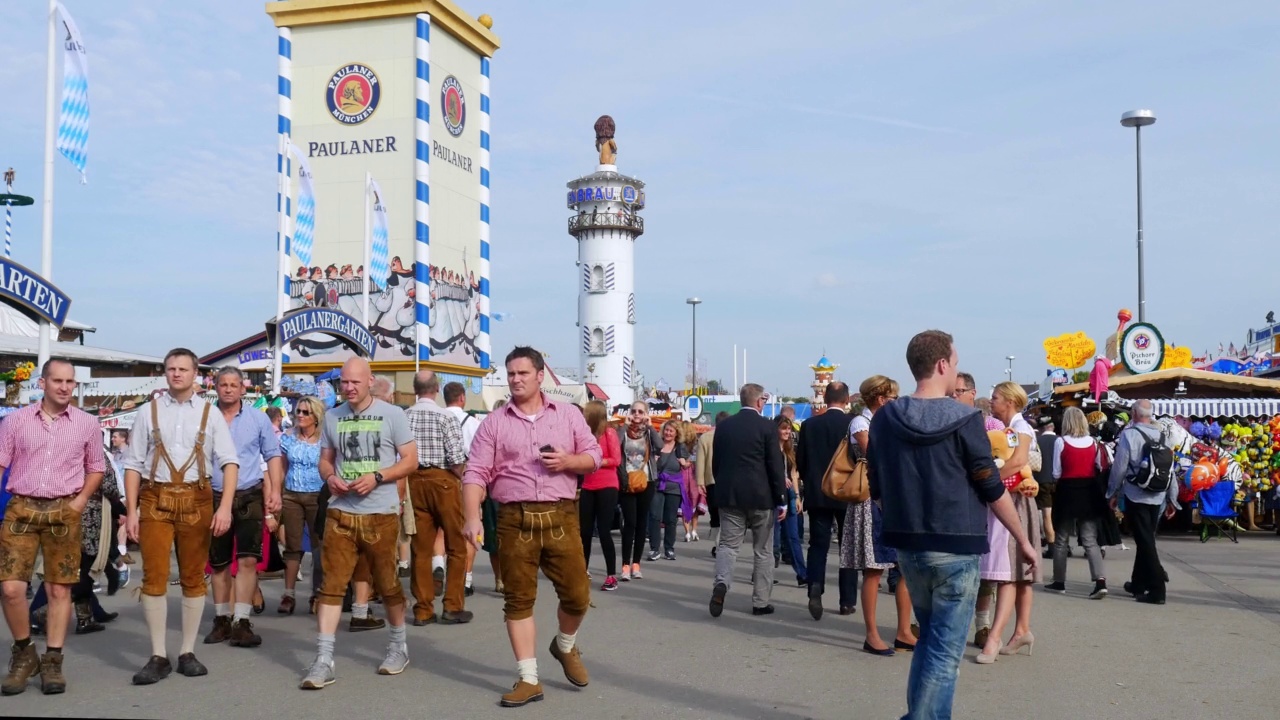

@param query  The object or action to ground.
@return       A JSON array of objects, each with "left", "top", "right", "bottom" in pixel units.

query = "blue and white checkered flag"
[
  {"left": 287, "top": 143, "right": 315, "bottom": 267},
  {"left": 368, "top": 177, "right": 390, "bottom": 291},
  {"left": 55, "top": 3, "right": 89, "bottom": 182}
]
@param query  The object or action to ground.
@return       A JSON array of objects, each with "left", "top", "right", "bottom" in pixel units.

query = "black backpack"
[{"left": 1130, "top": 428, "right": 1174, "bottom": 493}]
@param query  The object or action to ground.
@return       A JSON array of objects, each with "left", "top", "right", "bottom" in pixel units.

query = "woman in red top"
[
  {"left": 580, "top": 400, "right": 623, "bottom": 591},
  {"left": 1046, "top": 406, "right": 1108, "bottom": 598}
]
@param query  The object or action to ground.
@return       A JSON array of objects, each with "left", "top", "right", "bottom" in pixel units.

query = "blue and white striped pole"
[
  {"left": 3, "top": 188, "right": 11, "bottom": 259},
  {"left": 274, "top": 27, "right": 292, "bottom": 390},
  {"left": 414, "top": 14, "right": 431, "bottom": 368},
  {"left": 477, "top": 56, "right": 492, "bottom": 371}
]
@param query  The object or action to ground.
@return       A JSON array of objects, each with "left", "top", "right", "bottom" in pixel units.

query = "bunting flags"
[
  {"left": 368, "top": 177, "right": 389, "bottom": 290},
  {"left": 54, "top": 3, "right": 90, "bottom": 181},
  {"left": 286, "top": 143, "right": 315, "bottom": 267}
]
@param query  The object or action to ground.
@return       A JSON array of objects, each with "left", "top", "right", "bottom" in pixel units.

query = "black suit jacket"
[
  {"left": 796, "top": 407, "right": 854, "bottom": 512},
  {"left": 711, "top": 409, "right": 787, "bottom": 511}
]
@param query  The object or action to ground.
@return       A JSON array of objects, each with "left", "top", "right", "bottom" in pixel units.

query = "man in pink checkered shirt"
[{"left": 0, "top": 358, "right": 105, "bottom": 696}]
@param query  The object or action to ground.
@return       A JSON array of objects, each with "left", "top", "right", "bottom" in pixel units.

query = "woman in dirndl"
[
  {"left": 977, "top": 381, "right": 1042, "bottom": 664},
  {"left": 841, "top": 375, "right": 915, "bottom": 656}
]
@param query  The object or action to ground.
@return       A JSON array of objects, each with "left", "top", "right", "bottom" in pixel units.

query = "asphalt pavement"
[{"left": 2, "top": 528, "right": 1276, "bottom": 719}]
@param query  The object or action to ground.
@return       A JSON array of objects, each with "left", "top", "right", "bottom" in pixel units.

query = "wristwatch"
[{"left": 374, "top": 471, "right": 385, "bottom": 485}]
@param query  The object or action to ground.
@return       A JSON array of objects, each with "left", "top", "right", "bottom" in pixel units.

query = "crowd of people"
[{"left": 0, "top": 332, "right": 1184, "bottom": 719}]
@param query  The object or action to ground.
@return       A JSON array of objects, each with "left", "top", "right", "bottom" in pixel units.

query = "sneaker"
[
  {"left": 118, "top": 565, "right": 131, "bottom": 590},
  {"left": 377, "top": 644, "right": 409, "bottom": 675},
  {"left": 349, "top": 615, "right": 386, "bottom": 632},
  {"left": 1089, "top": 580, "right": 1108, "bottom": 600},
  {"left": 619, "top": 568, "right": 631, "bottom": 582},
  {"left": 646, "top": 550, "right": 660, "bottom": 561},
  {"left": 300, "top": 656, "right": 335, "bottom": 689},
  {"left": 602, "top": 576, "right": 618, "bottom": 591},
  {"left": 631, "top": 566, "right": 643, "bottom": 580},
  {"left": 663, "top": 550, "right": 676, "bottom": 561},
  {"left": 1044, "top": 582, "right": 1066, "bottom": 594}
]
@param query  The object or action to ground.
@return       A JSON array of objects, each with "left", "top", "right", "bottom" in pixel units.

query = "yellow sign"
[
  {"left": 1043, "top": 332, "right": 1097, "bottom": 370},
  {"left": 1160, "top": 345, "right": 1193, "bottom": 370}
]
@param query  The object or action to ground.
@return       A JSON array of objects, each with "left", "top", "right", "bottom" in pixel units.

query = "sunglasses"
[{"left": 295, "top": 409, "right": 313, "bottom": 417}]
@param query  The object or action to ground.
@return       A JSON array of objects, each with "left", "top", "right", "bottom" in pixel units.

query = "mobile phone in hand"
[{"left": 539, "top": 444, "right": 554, "bottom": 453}]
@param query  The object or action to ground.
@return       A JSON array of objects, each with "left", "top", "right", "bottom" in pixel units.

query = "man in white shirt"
[{"left": 442, "top": 382, "right": 479, "bottom": 595}]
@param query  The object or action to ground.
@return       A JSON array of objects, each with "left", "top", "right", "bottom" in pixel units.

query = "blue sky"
[{"left": 2, "top": 1, "right": 1278, "bottom": 395}]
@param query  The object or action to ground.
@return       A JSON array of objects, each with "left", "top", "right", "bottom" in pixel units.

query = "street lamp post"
[
  {"left": 686, "top": 297, "right": 701, "bottom": 396},
  {"left": 1121, "top": 109, "right": 1156, "bottom": 323},
  {"left": 1006, "top": 355, "right": 1015, "bottom": 382}
]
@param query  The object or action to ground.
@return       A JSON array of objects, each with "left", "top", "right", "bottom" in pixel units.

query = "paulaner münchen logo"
[
  {"left": 327, "top": 64, "right": 381, "bottom": 125},
  {"left": 441, "top": 75, "right": 466, "bottom": 137}
]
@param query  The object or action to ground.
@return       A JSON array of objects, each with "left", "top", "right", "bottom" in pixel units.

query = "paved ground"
[{"left": 3, "top": 529, "right": 1277, "bottom": 719}]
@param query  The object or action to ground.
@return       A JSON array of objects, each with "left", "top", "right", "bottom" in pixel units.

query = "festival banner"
[
  {"left": 55, "top": 3, "right": 90, "bottom": 180},
  {"left": 369, "top": 176, "right": 390, "bottom": 291},
  {"left": 287, "top": 143, "right": 315, "bottom": 267}
]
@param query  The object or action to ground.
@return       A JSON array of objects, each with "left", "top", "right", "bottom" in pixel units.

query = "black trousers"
[
  {"left": 1128, "top": 502, "right": 1166, "bottom": 600},
  {"left": 806, "top": 507, "right": 858, "bottom": 608},
  {"left": 707, "top": 484, "right": 720, "bottom": 528},
  {"left": 619, "top": 483, "right": 655, "bottom": 565},
  {"left": 580, "top": 487, "right": 619, "bottom": 576}
]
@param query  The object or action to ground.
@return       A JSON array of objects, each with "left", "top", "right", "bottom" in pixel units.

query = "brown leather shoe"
[
  {"left": 974, "top": 627, "right": 990, "bottom": 649},
  {"left": 500, "top": 680, "right": 544, "bottom": 707},
  {"left": 278, "top": 595, "right": 296, "bottom": 615},
  {"left": 548, "top": 639, "right": 589, "bottom": 687},
  {"left": 229, "top": 619, "right": 262, "bottom": 648},
  {"left": 349, "top": 615, "right": 386, "bottom": 632},
  {"left": 2, "top": 643, "right": 39, "bottom": 695},
  {"left": 39, "top": 652, "right": 66, "bottom": 695},
  {"left": 203, "top": 615, "right": 232, "bottom": 644}
]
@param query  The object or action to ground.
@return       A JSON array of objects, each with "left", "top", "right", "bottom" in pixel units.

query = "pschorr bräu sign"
[
  {"left": 0, "top": 257, "right": 71, "bottom": 327},
  {"left": 269, "top": 308, "right": 377, "bottom": 359}
]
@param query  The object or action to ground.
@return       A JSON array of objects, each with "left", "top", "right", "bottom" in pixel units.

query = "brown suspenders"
[{"left": 146, "top": 398, "right": 212, "bottom": 489}]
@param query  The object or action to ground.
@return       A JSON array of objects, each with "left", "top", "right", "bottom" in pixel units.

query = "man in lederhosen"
[
  {"left": 202, "top": 367, "right": 282, "bottom": 648},
  {"left": 123, "top": 348, "right": 239, "bottom": 685}
]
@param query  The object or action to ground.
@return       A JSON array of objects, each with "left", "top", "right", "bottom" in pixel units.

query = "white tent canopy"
[{"left": 1150, "top": 398, "right": 1280, "bottom": 418}]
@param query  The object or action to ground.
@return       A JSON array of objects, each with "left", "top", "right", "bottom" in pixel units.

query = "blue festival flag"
[
  {"left": 368, "top": 177, "right": 390, "bottom": 290},
  {"left": 55, "top": 3, "right": 90, "bottom": 181},
  {"left": 287, "top": 143, "right": 315, "bottom": 267}
]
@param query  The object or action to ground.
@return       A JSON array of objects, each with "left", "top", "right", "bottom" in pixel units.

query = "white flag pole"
[
  {"left": 743, "top": 348, "right": 747, "bottom": 386},
  {"left": 37, "top": 0, "right": 58, "bottom": 369},
  {"left": 733, "top": 343, "right": 738, "bottom": 393},
  {"left": 273, "top": 136, "right": 291, "bottom": 394},
  {"left": 362, "top": 171, "right": 371, "bottom": 328}
]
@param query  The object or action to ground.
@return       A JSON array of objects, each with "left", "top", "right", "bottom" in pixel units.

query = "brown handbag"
[
  {"left": 625, "top": 430, "right": 651, "bottom": 494},
  {"left": 821, "top": 436, "right": 870, "bottom": 503}
]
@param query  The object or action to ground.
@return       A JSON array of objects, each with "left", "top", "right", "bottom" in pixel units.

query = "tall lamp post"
[
  {"left": 1006, "top": 355, "right": 1015, "bottom": 382},
  {"left": 686, "top": 297, "right": 701, "bottom": 395},
  {"left": 1121, "top": 109, "right": 1156, "bottom": 323}
]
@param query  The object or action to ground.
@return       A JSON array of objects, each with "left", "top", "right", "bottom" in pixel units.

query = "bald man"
[
  {"left": 301, "top": 359, "right": 418, "bottom": 689},
  {"left": 404, "top": 371, "right": 470, "bottom": 625}
]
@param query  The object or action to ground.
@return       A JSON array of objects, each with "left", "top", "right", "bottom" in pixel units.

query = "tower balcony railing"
[{"left": 568, "top": 212, "right": 644, "bottom": 236}]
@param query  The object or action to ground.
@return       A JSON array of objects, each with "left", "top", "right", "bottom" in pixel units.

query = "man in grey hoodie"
[{"left": 869, "top": 330, "right": 1037, "bottom": 720}]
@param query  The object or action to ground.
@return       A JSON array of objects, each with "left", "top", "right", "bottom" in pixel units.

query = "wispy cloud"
[{"left": 695, "top": 92, "right": 965, "bottom": 135}]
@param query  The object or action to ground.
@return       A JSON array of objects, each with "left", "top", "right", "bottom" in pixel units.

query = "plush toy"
[{"left": 988, "top": 429, "right": 1038, "bottom": 496}]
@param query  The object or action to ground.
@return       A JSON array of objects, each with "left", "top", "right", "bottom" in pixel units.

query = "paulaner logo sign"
[
  {"left": 0, "top": 257, "right": 71, "bottom": 327},
  {"left": 270, "top": 308, "right": 377, "bottom": 358}
]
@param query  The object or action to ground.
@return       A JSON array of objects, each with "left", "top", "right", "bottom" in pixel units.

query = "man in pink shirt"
[
  {"left": 0, "top": 359, "right": 105, "bottom": 696},
  {"left": 463, "top": 347, "right": 601, "bottom": 708}
]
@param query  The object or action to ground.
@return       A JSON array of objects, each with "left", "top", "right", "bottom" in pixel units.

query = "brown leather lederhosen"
[{"left": 138, "top": 398, "right": 216, "bottom": 597}]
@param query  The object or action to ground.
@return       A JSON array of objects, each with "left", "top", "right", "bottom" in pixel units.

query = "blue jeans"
[
  {"left": 773, "top": 511, "right": 807, "bottom": 583},
  {"left": 896, "top": 550, "right": 981, "bottom": 720}
]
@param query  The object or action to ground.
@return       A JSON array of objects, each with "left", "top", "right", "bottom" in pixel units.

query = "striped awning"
[{"left": 1150, "top": 398, "right": 1280, "bottom": 418}]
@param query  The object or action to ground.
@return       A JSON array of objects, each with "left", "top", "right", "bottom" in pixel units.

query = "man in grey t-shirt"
[{"left": 301, "top": 358, "right": 417, "bottom": 690}]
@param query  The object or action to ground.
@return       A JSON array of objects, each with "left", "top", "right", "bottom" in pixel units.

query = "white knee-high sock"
[
  {"left": 142, "top": 595, "right": 168, "bottom": 658},
  {"left": 180, "top": 597, "right": 205, "bottom": 655}
]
